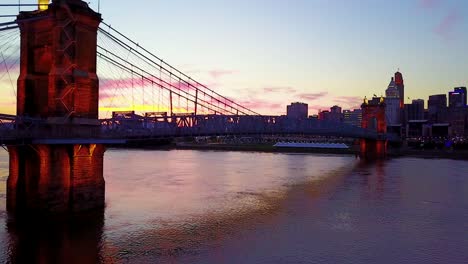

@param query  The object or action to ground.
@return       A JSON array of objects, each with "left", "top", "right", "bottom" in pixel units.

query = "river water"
[{"left": 0, "top": 149, "right": 467, "bottom": 263}]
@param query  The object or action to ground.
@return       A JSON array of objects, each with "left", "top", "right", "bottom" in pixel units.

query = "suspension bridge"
[
  {"left": 0, "top": 2, "right": 396, "bottom": 146},
  {"left": 0, "top": 1, "right": 392, "bottom": 213}
]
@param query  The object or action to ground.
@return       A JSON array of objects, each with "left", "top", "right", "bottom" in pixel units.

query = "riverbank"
[
  {"left": 104, "top": 141, "right": 468, "bottom": 160},
  {"left": 174, "top": 143, "right": 468, "bottom": 160},
  {"left": 174, "top": 142, "right": 359, "bottom": 155},
  {"left": 388, "top": 148, "right": 468, "bottom": 160}
]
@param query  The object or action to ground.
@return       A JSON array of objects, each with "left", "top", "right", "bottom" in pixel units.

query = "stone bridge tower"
[
  {"left": 360, "top": 97, "right": 387, "bottom": 159},
  {"left": 8, "top": 0, "right": 104, "bottom": 213}
]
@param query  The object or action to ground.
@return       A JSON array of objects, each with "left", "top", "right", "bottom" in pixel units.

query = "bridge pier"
[
  {"left": 7, "top": 144, "right": 105, "bottom": 213},
  {"left": 7, "top": 0, "right": 105, "bottom": 213},
  {"left": 360, "top": 139, "right": 387, "bottom": 159},
  {"left": 360, "top": 97, "right": 387, "bottom": 159}
]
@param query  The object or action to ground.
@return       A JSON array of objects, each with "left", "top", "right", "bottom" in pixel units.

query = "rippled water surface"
[{"left": 0, "top": 148, "right": 467, "bottom": 263}]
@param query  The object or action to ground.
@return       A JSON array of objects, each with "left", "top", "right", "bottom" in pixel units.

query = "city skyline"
[{"left": 0, "top": 0, "right": 467, "bottom": 115}]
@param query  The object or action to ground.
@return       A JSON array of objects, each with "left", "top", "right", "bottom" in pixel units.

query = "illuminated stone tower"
[
  {"left": 8, "top": 0, "right": 104, "bottom": 213},
  {"left": 360, "top": 97, "right": 387, "bottom": 159}
]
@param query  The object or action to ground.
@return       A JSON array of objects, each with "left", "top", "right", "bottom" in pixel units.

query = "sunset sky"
[{"left": 1, "top": 0, "right": 467, "bottom": 116}]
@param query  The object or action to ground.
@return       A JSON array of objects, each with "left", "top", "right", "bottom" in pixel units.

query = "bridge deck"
[{"left": 0, "top": 114, "right": 400, "bottom": 146}]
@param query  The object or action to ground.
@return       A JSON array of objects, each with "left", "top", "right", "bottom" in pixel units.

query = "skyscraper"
[
  {"left": 394, "top": 71, "right": 404, "bottom": 108},
  {"left": 405, "top": 99, "right": 424, "bottom": 120},
  {"left": 287, "top": 102, "right": 308, "bottom": 119},
  {"left": 343, "top": 109, "right": 362, "bottom": 127},
  {"left": 449, "top": 87, "right": 467, "bottom": 108},
  {"left": 385, "top": 77, "right": 399, "bottom": 98},
  {"left": 329, "top": 105, "right": 343, "bottom": 122},
  {"left": 330, "top": 105, "right": 342, "bottom": 114},
  {"left": 385, "top": 77, "right": 401, "bottom": 125},
  {"left": 412, "top": 99, "right": 424, "bottom": 106},
  {"left": 428, "top": 94, "right": 447, "bottom": 123}
]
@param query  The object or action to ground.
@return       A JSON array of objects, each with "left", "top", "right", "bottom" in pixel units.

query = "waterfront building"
[
  {"left": 318, "top": 110, "right": 330, "bottom": 120},
  {"left": 318, "top": 106, "right": 343, "bottom": 122},
  {"left": 405, "top": 101, "right": 424, "bottom": 121},
  {"left": 447, "top": 107, "right": 468, "bottom": 136},
  {"left": 329, "top": 105, "right": 343, "bottom": 122},
  {"left": 343, "top": 109, "right": 362, "bottom": 127},
  {"left": 331, "top": 105, "right": 342, "bottom": 114},
  {"left": 287, "top": 102, "right": 308, "bottom": 119},
  {"left": 428, "top": 94, "right": 447, "bottom": 123},
  {"left": 406, "top": 120, "right": 429, "bottom": 138},
  {"left": 430, "top": 123, "right": 451, "bottom": 138}
]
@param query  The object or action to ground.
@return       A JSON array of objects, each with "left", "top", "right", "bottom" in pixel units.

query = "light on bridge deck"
[{"left": 38, "top": 0, "right": 49, "bottom": 11}]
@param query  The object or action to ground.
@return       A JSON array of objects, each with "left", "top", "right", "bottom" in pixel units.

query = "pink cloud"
[
  {"left": 263, "top": 86, "right": 297, "bottom": 93},
  {"left": 307, "top": 104, "right": 332, "bottom": 115},
  {"left": 298, "top": 92, "right": 328, "bottom": 101},
  {"left": 99, "top": 78, "right": 136, "bottom": 91},
  {"left": 333, "top": 95, "right": 362, "bottom": 109},
  {"left": 434, "top": 10, "right": 462, "bottom": 39},
  {"left": 236, "top": 98, "right": 282, "bottom": 112}
]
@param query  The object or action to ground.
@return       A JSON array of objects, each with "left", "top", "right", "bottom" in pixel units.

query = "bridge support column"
[
  {"left": 7, "top": 144, "right": 105, "bottom": 213},
  {"left": 9, "top": 0, "right": 104, "bottom": 213},
  {"left": 360, "top": 97, "right": 387, "bottom": 159},
  {"left": 360, "top": 139, "right": 387, "bottom": 159}
]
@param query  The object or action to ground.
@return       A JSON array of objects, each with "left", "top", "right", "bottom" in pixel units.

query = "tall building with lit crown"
[
  {"left": 394, "top": 71, "right": 404, "bottom": 108},
  {"left": 449, "top": 87, "right": 467, "bottom": 108},
  {"left": 385, "top": 77, "right": 401, "bottom": 125}
]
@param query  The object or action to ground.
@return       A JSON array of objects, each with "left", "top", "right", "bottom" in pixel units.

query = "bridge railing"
[{"left": 99, "top": 115, "right": 382, "bottom": 139}]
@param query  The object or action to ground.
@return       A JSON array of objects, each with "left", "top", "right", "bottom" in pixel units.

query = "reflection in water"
[
  {"left": 356, "top": 160, "right": 388, "bottom": 200},
  {"left": 101, "top": 150, "right": 356, "bottom": 261},
  {"left": 0, "top": 149, "right": 467, "bottom": 263},
  {"left": 6, "top": 210, "right": 107, "bottom": 263},
  {"left": 0, "top": 149, "right": 356, "bottom": 262},
  {"left": 182, "top": 158, "right": 468, "bottom": 264}
]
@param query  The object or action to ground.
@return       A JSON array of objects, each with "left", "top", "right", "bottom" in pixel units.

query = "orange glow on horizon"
[{"left": 98, "top": 104, "right": 199, "bottom": 118}]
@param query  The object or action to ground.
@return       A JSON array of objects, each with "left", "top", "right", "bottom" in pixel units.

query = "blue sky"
[{"left": 1, "top": 0, "right": 467, "bottom": 115}]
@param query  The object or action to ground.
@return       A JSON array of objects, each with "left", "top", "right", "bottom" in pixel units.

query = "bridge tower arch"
[
  {"left": 8, "top": 0, "right": 104, "bottom": 213},
  {"left": 360, "top": 97, "right": 387, "bottom": 159}
]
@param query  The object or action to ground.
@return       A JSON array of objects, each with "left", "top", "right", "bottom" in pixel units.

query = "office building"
[
  {"left": 428, "top": 94, "right": 447, "bottom": 123},
  {"left": 287, "top": 102, "right": 308, "bottom": 119},
  {"left": 449, "top": 87, "right": 467, "bottom": 108},
  {"left": 343, "top": 109, "right": 362, "bottom": 127},
  {"left": 405, "top": 100, "right": 424, "bottom": 121}
]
